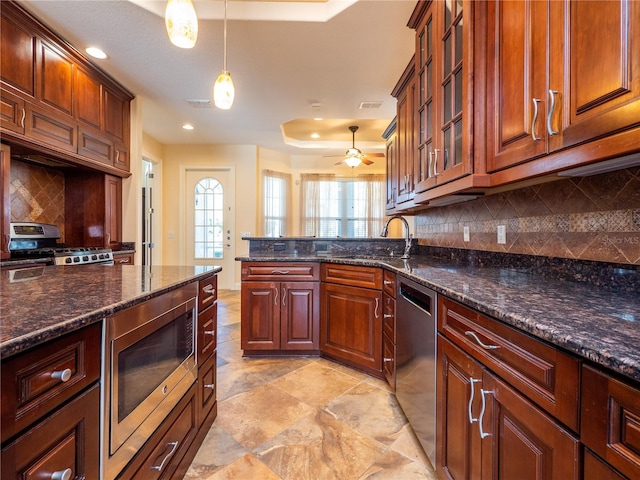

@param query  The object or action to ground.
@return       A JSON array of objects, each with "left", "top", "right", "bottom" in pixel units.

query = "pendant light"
[
  {"left": 213, "top": 0, "right": 235, "bottom": 109},
  {"left": 165, "top": 0, "right": 198, "bottom": 49}
]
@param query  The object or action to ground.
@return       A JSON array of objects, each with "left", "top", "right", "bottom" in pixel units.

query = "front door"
[{"left": 185, "top": 168, "right": 234, "bottom": 289}]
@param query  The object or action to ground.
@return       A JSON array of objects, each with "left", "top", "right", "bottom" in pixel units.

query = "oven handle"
[{"left": 150, "top": 441, "right": 179, "bottom": 471}]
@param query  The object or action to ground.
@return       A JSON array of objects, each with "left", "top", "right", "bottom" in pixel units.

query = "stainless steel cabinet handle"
[
  {"left": 547, "top": 90, "right": 559, "bottom": 136},
  {"left": 271, "top": 269, "right": 290, "bottom": 275},
  {"left": 203, "top": 284, "right": 216, "bottom": 295},
  {"left": 20, "top": 108, "right": 26, "bottom": 128},
  {"left": 374, "top": 298, "right": 379, "bottom": 318},
  {"left": 274, "top": 287, "right": 278, "bottom": 306},
  {"left": 383, "top": 357, "right": 393, "bottom": 363},
  {"left": 204, "top": 384, "right": 215, "bottom": 390},
  {"left": 204, "top": 330, "right": 215, "bottom": 336},
  {"left": 468, "top": 377, "right": 481, "bottom": 424},
  {"left": 282, "top": 287, "right": 286, "bottom": 306},
  {"left": 115, "top": 150, "right": 120, "bottom": 163},
  {"left": 465, "top": 331, "right": 500, "bottom": 350},
  {"left": 51, "top": 368, "right": 72, "bottom": 382},
  {"left": 117, "top": 257, "right": 130, "bottom": 264},
  {"left": 383, "top": 280, "right": 393, "bottom": 286},
  {"left": 383, "top": 313, "right": 393, "bottom": 319},
  {"left": 50, "top": 468, "right": 72, "bottom": 480},
  {"left": 150, "top": 441, "right": 179, "bottom": 471},
  {"left": 479, "top": 389, "right": 494, "bottom": 438},
  {"left": 531, "top": 98, "right": 542, "bottom": 141},
  {"left": 428, "top": 151, "right": 434, "bottom": 178}
]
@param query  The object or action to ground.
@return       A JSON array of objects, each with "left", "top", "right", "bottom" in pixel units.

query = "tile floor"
[{"left": 185, "top": 290, "right": 437, "bottom": 480}]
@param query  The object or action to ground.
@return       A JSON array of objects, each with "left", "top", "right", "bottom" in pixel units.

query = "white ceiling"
[{"left": 20, "top": 0, "right": 416, "bottom": 156}]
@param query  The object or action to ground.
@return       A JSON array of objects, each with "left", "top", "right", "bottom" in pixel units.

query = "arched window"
[{"left": 194, "top": 178, "right": 223, "bottom": 258}]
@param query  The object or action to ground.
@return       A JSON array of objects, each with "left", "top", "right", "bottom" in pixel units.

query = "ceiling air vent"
[
  {"left": 359, "top": 101, "right": 383, "bottom": 109},
  {"left": 186, "top": 99, "right": 213, "bottom": 108}
]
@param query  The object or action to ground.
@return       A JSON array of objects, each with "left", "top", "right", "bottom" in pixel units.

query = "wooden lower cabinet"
[
  {"left": 320, "top": 282, "right": 382, "bottom": 376},
  {"left": 241, "top": 280, "right": 320, "bottom": 352},
  {"left": 1, "top": 384, "right": 100, "bottom": 480},
  {"left": 581, "top": 365, "right": 640, "bottom": 480},
  {"left": 437, "top": 335, "right": 580, "bottom": 479}
]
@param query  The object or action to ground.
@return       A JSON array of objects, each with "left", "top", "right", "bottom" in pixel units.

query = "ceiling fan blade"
[
  {"left": 365, "top": 153, "right": 386, "bottom": 158},
  {"left": 361, "top": 158, "right": 374, "bottom": 165},
  {"left": 335, "top": 159, "right": 346, "bottom": 165}
]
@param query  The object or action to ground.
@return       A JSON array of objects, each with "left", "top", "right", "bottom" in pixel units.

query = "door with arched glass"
[{"left": 185, "top": 168, "right": 234, "bottom": 289}]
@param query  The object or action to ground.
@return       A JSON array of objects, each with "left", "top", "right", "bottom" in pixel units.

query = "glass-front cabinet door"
[{"left": 415, "top": 0, "right": 474, "bottom": 194}]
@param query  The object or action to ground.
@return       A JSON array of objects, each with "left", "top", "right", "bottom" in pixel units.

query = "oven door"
[{"left": 103, "top": 286, "right": 197, "bottom": 477}]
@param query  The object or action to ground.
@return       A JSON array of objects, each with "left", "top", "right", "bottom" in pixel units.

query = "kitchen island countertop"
[
  {"left": 0, "top": 264, "right": 221, "bottom": 359},
  {"left": 238, "top": 254, "right": 640, "bottom": 382}
]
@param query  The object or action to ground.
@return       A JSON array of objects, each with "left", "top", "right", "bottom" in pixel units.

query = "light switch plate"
[
  {"left": 497, "top": 225, "right": 506, "bottom": 244},
  {"left": 463, "top": 226, "right": 470, "bottom": 242}
]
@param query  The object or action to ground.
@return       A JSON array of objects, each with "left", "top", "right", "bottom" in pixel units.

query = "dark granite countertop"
[
  {"left": 237, "top": 254, "right": 640, "bottom": 383},
  {"left": 0, "top": 264, "right": 221, "bottom": 359}
]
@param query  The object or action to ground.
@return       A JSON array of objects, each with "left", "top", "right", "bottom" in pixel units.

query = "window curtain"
[
  {"left": 359, "top": 174, "right": 385, "bottom": 237},
  {"left": 262, "top": 169, "right": 291, "bottom": 236},
  {"left": 300, "top": 173, "right": 335, "bottom": 236}
]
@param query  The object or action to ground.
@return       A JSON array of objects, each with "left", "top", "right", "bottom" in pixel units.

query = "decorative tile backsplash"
[
  {"left": 415, "top": 167, "right": 640, "bottom": 265},
  {"left": 10, "top": 160, "right": 65, "bottom": 239}
]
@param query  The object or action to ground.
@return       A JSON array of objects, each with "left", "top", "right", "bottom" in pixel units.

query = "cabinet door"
[
  {"left": 320, "top": 282, "right": 382, "bottom": 374},
  {"left": 280, "top": 281, "right": 319, "bottom": 350},
  {"left": 0, "top": 12, "right": 36, "bottom": 98},
  {"left": 437, "top": 335, "right": 482, "bottom": 480},
  {"left": 397, "top": 75, "right": 417, "bottom": 203},
  {"left": 548, "top": 0, "right": 640, "bottom": 151},
  {"left": 74, "top": 67, "right": 102, "bottom": 130},
  {"left": 241, "top": 281, "right": 279, "bottom": 350},
  {"left": 486, "top": 0, "right": 548, "bottom": 172},
  {"left": 480, "top": 371, "right": 579, "bottom": 480},
  {"left": 0, "top": 88, "right": 27, "bottom": 134},
  {"left": 385, "top": 129, "right": 398, "bottom": 211},
  {"left": 105, "top": 174, "right": 122, "bottom": 248},
  {"left": 1, "top": 144, "right": 10, "bottom": 260},
  {"left": 104, "top": 86, "right": 130, "bottom": 145}
]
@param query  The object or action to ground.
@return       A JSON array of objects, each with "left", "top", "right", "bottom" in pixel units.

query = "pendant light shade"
[
  {"left": 165, "top": 0, "right": 198, "bottom": 49},
  {"left": 214, "top": 71, "right": 235, "bottom": 110},
  {"left": 214, "top": 0, "right": 235, "bottom": 109}
]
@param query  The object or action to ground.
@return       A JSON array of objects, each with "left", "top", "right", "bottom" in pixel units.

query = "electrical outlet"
[
  {"left": 241, "top": 231, "right": 251, "bottom": 237},
  {"left": 497, "top": 225, "right": 506, "bottom": 244},
  {"left": 463, "top": 226, "right": 470, "bottom": 242}
]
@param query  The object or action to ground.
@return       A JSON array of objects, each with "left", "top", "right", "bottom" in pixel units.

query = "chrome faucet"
[{"left": 380, "top": 215, "right": 412, "bottom": 259}]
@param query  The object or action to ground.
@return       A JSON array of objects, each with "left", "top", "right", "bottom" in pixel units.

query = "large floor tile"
[
  {"left": 254, "top": 409, "right": 387, "bottom": 480},
  {"left": 216, "top": 383, "right": 314, "bottom": 450}
]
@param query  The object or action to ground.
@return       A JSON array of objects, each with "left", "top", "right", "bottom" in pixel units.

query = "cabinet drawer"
[
  {"left": 383, "top": 270, "right": 396, "bottom": 297},
  {"left": 321, "top": 263, "right": 382, "bottom": 290},
  {"left": 198, "top": 353, "right": 217, "bottom": 423},
  {"left": 1, "top": 322, "right": 101, "bottom": 443},
  {"left": 383, "top": 293, "right": 395, "bottom": 342},
  {"left": 438, "top": 297, "right": 580, "bottom": 431},
  {"left": 118, "top": 386, "right": 198, "bottom": 480},
  {"left": 197, "top": 302, "right": 217, "bottom": 363},
  {"left": 581, "top": 365, "right": 640, "bottom": 480},
  {"left": 383, "top": 334, "right": 396, "bottom": 391},
  {"left": 1, "top": 384, "right": 100, "bottom": 480},
  {"left": 198, "top": 274, "right": 217, "bottom": 313},
  {"left": 242, "top": 262, "right": 320, "bottom": 282},
  {"left": 113, "top": 252, "right": 134, "bottom": 265}
]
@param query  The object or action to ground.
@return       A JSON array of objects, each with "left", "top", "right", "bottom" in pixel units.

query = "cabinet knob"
[
  {"left": 204, "top": 384, "right": 215, "bottom": 390},
  {"left": 383, "top": 357, "right": 393, "bottom": 363},
  {"left": 204, "top": 330, "right": 215, "bottom": 336},
  {"left": 383, "top": 314, "right": 393, "bottom": 319},
  {"left": 51, "top": 368, "right": 72, "bottom": 382},
  {"left": 50, "top": 468, "right": 72, "bottom": 480}
]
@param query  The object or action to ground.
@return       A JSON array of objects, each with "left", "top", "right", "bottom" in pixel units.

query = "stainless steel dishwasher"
[{"left": 395, "top": 276, "right": 437, "bottom": 465}]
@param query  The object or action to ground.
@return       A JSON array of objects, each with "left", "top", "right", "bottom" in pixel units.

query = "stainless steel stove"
[{"left": 9, "top": 222, "right": 114, "bottom": 265}]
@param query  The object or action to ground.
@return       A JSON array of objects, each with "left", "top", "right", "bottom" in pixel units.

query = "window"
[
  {"left": 300, "top": 173, "right": 385, "bottom": 237},
  {"left": 194, "top": 178, "right": 223, "bottom": 258},
  {"left": 263, "top": 170, "right": 290, "bottom": 237}
]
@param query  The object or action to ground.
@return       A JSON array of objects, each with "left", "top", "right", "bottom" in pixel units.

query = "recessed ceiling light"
[
  {"left": 310, "top": 133, "right": 320, "bottom": 139},
  {"left": 85, "top": 47, "right": 107, "bottom": 59},
  {"left": 313, "top": 118, "right": 323, "bottom": 121},
  {"left": 182, "top": 124, "right": 194, "bottom": 130}
]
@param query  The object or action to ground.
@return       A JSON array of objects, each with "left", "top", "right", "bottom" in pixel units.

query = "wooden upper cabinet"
[
  {"left": 1, "top": 144, "right": 11, "bottom": 260},
  {"left": 0, "top": 1, "right": 133, "bottom": 174},
  {"left": 413, "top": 0, "right": 476, "bottom": 193},
  {"left": 549, "top": 0, "right": 640, "bottom": 150},
  {"left": 487, "top": 0, "right": 640, "bottom": 173},
  {"left": 0, "top": 12, "right": 36, "bottom": 98}
]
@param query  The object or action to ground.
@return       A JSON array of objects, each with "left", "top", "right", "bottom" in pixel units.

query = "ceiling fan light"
[
  {"left": 344, "top": 156, "right": 362, "bottom": 168},
  {"left": 214, "top": 71, "right": 235, "bottom": 109},
  {"left": 165, "top": 0, "right": 198, "bottom": 49}
]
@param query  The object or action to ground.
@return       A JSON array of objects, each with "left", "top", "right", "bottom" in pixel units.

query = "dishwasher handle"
[{"left": 399, "top": 282, "right": 434, "bottom": 316}]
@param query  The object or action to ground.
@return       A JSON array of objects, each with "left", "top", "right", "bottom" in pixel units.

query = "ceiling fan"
[{"left": 333, "top": 126, "right": 385, "bottom": 167}]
